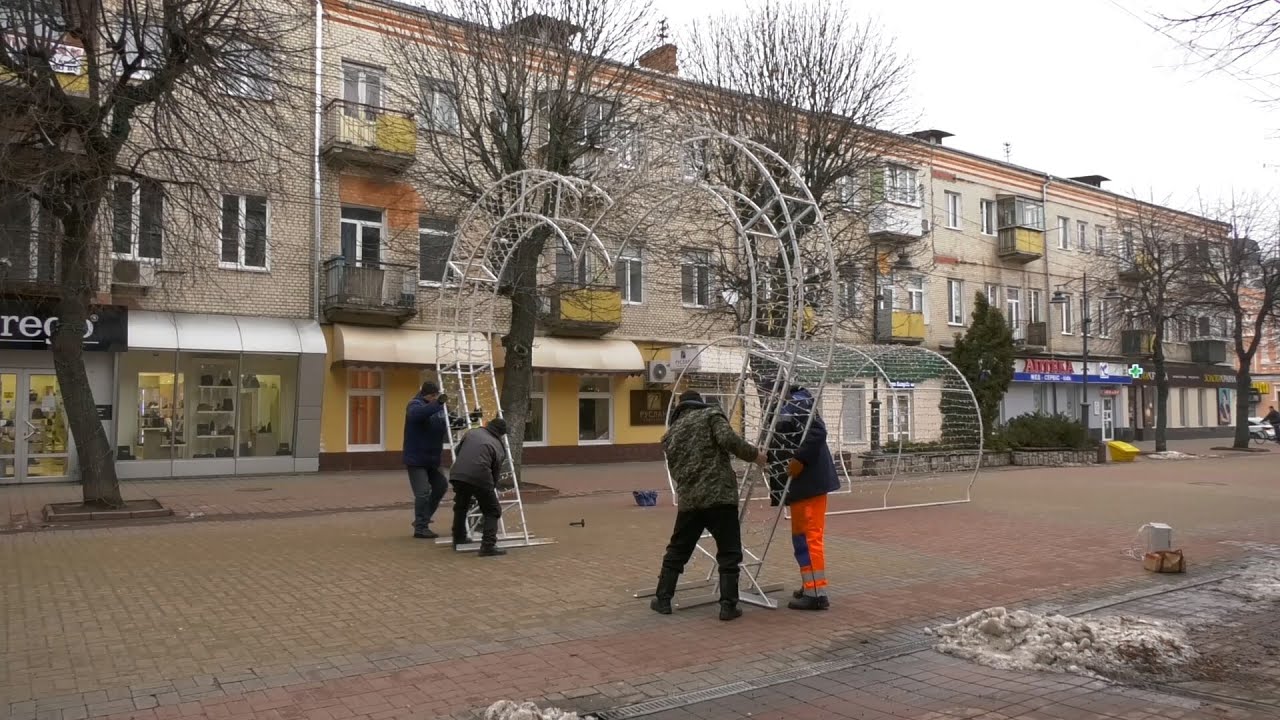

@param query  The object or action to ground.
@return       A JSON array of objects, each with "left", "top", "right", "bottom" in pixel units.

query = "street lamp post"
[
  {"left": 869, "top": 251, "right": 915, "bottom": 454},
  {"left": 1050, "top": 274, "right": 1123, "bottom": 438}
]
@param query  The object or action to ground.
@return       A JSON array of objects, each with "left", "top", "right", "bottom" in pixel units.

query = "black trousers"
[
  {"left": 660, "top": 504, "right": 743, "bottom": 580},
  {"left": 450, "top": 480, "right": 502, "bottom": 546}
]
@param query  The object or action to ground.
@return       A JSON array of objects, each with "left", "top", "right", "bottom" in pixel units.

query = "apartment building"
[{"left": 1243, "top": 289, "right": 1279, "bottom": 415}]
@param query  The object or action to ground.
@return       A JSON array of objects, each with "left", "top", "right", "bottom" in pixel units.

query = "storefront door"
[
  {"left": 0, "top": 369, "right": 70, "bottom": 484},
  {"left": 1102, "top": 398, "right": 1115, "bottom": 442}
]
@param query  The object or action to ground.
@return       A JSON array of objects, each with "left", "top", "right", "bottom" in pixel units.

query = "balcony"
[
  {"left": 997, "top": 228, "right": 1045, "bottom": 263},
  {"left": 756, "top": 303, "right": 819, "bottom": 338},
  {"left": 1117, "top": 254, "right": 1150, "bottom": 283},
  {"left": 321, "top": 100, "right": 416, "bottom": 173},
  {"left": 1022, "top": 321, "right": 1048, "bottom": 349},
  {"left": 867, "top": 202, "right": 925, "bottom": 245},
  {"left": 995, "top": 195, "right": 1045, "bottom": 264},
  {"left": 875, "top": 308, "right": 925, "bottom": 344},
  {"left": 321, "top": 257, "right": 417, "bottom": 325},
  {"left": 538, "top": 283, "right": 622, "bottom": 338},
  {"left": 0, "top": 40, "right": 90, "bottom": 97},
  {"left": 1190, "top": 338, "right": 1228, "bottom": 365},
  {"left": 1121, "top": 329, "right": 1155, "bottom": 356}
]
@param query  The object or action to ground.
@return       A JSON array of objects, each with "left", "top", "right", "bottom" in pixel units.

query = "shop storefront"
[
  {"left": 320, "top": 323, "right": 670, "bottom": 469},
  {"left": 0, "top": 298, "right": 127, "bottom": 484},
  {"left": 115, "top": 311, "right": 326, "bottom": 478},
  {"left": 1003, "top": 358, "right": 1135, "bottom": 441},
  {"left": 1130, "top": 363, "right": 1267, "bottom": 439}
]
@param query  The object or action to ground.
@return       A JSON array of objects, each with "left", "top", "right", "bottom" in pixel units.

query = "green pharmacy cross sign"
[{"left": 1127, "top": 364, "right": 1145, "bottom": 380}]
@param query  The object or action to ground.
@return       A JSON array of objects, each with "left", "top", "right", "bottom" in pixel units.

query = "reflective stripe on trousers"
[{"left": 789, "top": 493, "right": 828, "bottom": 597}]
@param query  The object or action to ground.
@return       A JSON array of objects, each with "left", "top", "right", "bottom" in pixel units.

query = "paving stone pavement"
[{"left": 2, "top": 453, "right": 1279, "bottom": 720}]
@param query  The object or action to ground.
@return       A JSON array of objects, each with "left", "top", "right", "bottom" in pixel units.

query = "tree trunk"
[
  {"left": 1153, "top": 324, "right": 1169, "bottom": 453},
  {"left": 54, "top": 215, "right": 122, "bottom": 508},
  {"left": 1233, "top": 368, "right": 1253, "bottom": 449},
  {"left": 498, "top": 230, "right": 546, "bottom": 479}
]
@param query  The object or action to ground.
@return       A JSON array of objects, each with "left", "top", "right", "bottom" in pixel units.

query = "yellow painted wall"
[
  {"left": 320, "top": 326, "right": 346, "bottom": 453},
  {"left": 546, "top": 373, "right": 580, "bottom": 446}
]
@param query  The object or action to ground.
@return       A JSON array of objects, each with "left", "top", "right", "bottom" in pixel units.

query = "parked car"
[{"left": 1248, "top": 416, "right": 1276, "bottom": 442}]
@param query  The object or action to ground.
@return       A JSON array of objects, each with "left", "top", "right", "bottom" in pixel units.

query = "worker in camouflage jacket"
[{"left": 650, "top": 390, "right": 766, "bottom": 621}]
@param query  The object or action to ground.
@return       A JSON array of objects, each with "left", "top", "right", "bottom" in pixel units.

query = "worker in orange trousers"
[{"left": 767, "top": 385, "right": 839, "bottom": 611}]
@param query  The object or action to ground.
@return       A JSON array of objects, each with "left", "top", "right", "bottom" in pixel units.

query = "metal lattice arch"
[
  {"left": 808, "top": 343, "right": 984, "bottom": 514},
  {"left": 433, "top": 169, "right": 617, "bottom": 552},
  {"left": 609, "top": 127, "right": 838, "bottom": 611}
]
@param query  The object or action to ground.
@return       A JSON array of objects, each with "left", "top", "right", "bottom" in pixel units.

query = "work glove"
[{"left": 437, "top": 393, "right": 448, "bottom": 406}]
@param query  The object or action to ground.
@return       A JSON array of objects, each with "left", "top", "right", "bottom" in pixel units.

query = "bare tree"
[
  {"left": 382, "top": 0, "right": 658, "bottom": 472},
  {"left": 1103, "top": 196, "right": 1206, "bottom": 452},
  {"left": 1184, "top": 193, "right": 1280, "bottom": 448},
  {"left": 1, "top": 0, "right": 312, "bottom": 506},
  {"left": 1162, "top": 1, "right": 1280, "bottom": 80},
  {"left": 668, "top": 0, "right": 917, "bottom": 340}
]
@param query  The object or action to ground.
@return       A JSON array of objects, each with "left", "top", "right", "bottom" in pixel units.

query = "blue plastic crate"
[{"left": 632, "top": 489, "right": 659, "bottom": 507}]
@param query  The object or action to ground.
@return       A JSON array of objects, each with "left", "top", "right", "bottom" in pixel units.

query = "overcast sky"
[{"left": 651, "top": 0, "right": 1278, "bottom": 212}]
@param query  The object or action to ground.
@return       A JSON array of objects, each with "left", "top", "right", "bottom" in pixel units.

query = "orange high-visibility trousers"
[{"left": 789, "top": 494, "right": 828, "bottom": 597}]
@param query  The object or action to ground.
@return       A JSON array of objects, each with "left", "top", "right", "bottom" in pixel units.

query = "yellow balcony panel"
[
  {"left": 541, "top": 284, "right": 622, "bottom": 338},
  {"left": 890, "top": 310, "right": 925, "bottom": 343},
  {"left": 322, "top": 99, "right": 416, "bottom": 173},
  {"left": 997, "top": 227, "right": 1044, "bottom": 263}
]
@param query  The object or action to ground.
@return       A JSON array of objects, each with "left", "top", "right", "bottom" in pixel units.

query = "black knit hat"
[
  {"left": 679, "top": 389, "right": 703, "bottom": 403},
  {"left": 487, "top": 417, "right": 509, "bottom": 436},
  {"left": 420, "top": 381, "right": 440, "bottom": 396}
]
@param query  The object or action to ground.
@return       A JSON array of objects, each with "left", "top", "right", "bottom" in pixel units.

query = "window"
[
  {"left": 945, "top": 192, "right": 961, "bottom": 229},
  {"left": 420, "top": 78, "right": 459, "bottom": 133},
  {"left": 906, "top": 276, "right": 924, "bottom": 312},
  {"left": 947, "top": 279, "right": 964, "bottom": 325},
  {"left": 1097, "top": 300, "right": 1111, "bottom": 338},
  {"left": 1029, "top": 289, "right": 1042, "bottom": 324},
  {"left": 615, "top": 251, "right": 643, "bottom": 303},
  {"left": 681, "top": 250, "right": 711, "bottom": 307},
  {"left": 347, "top": 368, "right": 384, "bottom": 451},
  {"left": 1057, "top": 216, "right": 1070, "bottom": 249},
  {"left": 525, "top": 374, "right": 547, "bottom": 445},
  {"left": 0, "top": 187, "right": 58, "bottom": 283},
  {"left": 1006, "top": 287, "right": 1021, "bottom": 328},
  {"left": 886, "top": 393, "right": 911, "bottom": 442},
  {"left": 555, "top": 249, "right": 598, "bottom": 285},
  {"left": 836, "top": 176, "right": 856, "bottom": 209},
  {"left": 580, "top": 98, "right": 616, "bottom": 147},
  {"left": 220, "top": 43, "right": 272, "bottom": 100},
  {"left": 979, "top": 199, "right": 995, "bottom": 235},
  {"left": 340, "top": 206, "right": 382, "bottom": 266},
  {"left": 577, "top": 376, "right": 612, "bottom": 444},
  {"left": 985, "top": 283, "right": 999, "bottom": 306},
  {"left": 1059, "top": 294, "right": 1074, "bottom": 335},
  {"left": 1096, "top": 226, "right": 1106, "bottom": 254},
  {"left": 838, "top": 265, "right": 860, "bottom": 318},
  {"left": 680, "top": 140, "right": 709, "bottom": 181},
  {"left": 418, "top": 216, "right": 456, "bottom": 284},
  {"left": 341, "top": 62, "right": 383, "bottom": 115},
  {"left": 1178, "top": 388, "right": 1189, "bottom": 427},
  {"left": 885, "top": 165, "right": 918, "bottom": 205},
  {"left": 219, "top": 194, "right": 268, "bottom": 270},
  {"left": 840, "top": 385, "right": 866, "bottom": 443},
  {"left": 1077, "top": 221, "right": 1088, "bottom": 251},
  {"left": 111, "top": 180, "right": 164, "bottom": 260}
]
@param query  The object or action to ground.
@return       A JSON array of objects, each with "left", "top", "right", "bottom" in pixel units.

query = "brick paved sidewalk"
[{"left": 2, "top": 454, "right": 1278, "bottom": 720}]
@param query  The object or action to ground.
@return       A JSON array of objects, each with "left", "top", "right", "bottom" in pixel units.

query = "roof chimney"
[
  {"left": 1069, "top": 174, "right": 1110, "bottom": 188},
  {"left": 908, "top": 129, "right": 954, "bottom": 146},
  {"left": 638, "top": 43, "right": 678, "bottom": 75}
]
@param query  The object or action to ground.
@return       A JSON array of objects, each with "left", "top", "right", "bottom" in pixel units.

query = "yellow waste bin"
[{"left": 1107, "top": 441, "right": 1140, "bottom": 463}]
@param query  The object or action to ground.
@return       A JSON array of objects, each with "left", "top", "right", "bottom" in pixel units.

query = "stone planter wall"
[
  {"left": 1009, "top": 448, "right": 1099, "bottom": 466},
  {"left": 846, "top": 451, "right": 982, "bottom": 477},
  {"left": 981, "top": 452, "right": 1012, "bottom": 468}
]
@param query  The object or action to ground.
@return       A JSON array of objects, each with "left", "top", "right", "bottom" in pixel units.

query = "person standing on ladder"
[
  {"left": 449, "top": 417, "right": 510, "bottom": 557},
  {"left": 403, "top": 382, "right": 449, "bottom": 539},
  {"left": 768, "top": 384, "right": 838, "bottom": 611},
  {"left": 650, "top": 390, "right": 766, "bottom": 621}
]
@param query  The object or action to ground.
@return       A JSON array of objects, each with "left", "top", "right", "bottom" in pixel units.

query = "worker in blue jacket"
[
  {"left": 403, "top": 381, "right": 449, "bottom": 539},
  {"left": 767, "top": 384, "right": 840, "bottom": 611}
]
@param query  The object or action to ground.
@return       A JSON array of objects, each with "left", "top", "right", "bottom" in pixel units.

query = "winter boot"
[
  {"left": 649, "top": 570, "right": 679, "bottom": 615},
  {"left": 718, "top": 573, "right": 742, "bottom": 621},
  {"left": 477, "top": 515, "right": 505, "bottom": 557},
  {"left": 787, "top": 594, "right": 829, "bottom": 611}
]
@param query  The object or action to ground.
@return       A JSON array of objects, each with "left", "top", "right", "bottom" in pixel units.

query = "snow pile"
[
  {"left": 484, "top": 701, "right": 579, "bottom": 720},
  {"left": 1147, "top": 451, "right": 1195, "bottom": 460},
  {"left": 1216, "top": 561, "right": 1280, "bottom": 601},
  {"left": 929, "top": 607, "right": 1196, "bottom": 677}
]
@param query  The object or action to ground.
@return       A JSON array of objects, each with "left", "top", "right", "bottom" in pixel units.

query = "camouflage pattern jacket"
[{"left": 662, "top": 400, "right": 760, "bottom": 510}]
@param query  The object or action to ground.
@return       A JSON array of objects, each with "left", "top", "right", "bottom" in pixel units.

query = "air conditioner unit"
[
  {"left": 669, "top": 346, "right": 702, "bottom": 371},
  {"left": 112, "top": 258, "right": 156, "bottom": 288},
  {"left": 921, "top": 218, "right": 931, "bottom": 234},
  {"left": 647, "top": 360, "right": 675, "bottom": 384}
]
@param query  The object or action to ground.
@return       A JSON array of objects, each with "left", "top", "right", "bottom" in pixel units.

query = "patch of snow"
[
  {"left": 1216, "top": 561, "right": 1280, "bottom": 601},
  {"left": 1147, "top": 451, "right": 1196, "bottom": 460},
  {"left": 484, "top": 700, "right": 579, "bottom": 720},
  {"left": 928, "top": 607, "right": 1196, "bottom": 678}
]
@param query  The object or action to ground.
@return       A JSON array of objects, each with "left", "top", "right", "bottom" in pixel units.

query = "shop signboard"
[
  {"left": 0, "top": 298, "right": 128, "bottom": 352},
  {"left": 630, "top": 389, "right": 672, "bottom": 426},
  {"left": 1012, "top": 358, "right": 1135, "bottom": 385}
]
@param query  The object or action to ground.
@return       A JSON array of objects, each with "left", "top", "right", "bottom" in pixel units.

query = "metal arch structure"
[
  {"left": 789, "top": 343, "right": 985, "bottom": 516},
  {"left": 433, "top": 170, "right": 616, "bottom": 552},
  {"left": 613, "top": 127, "right": 839, "bottom": 611}
]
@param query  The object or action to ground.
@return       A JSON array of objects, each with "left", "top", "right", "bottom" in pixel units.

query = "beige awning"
[
  {"left": 330, "top": 325, "right": 491, "bottom": 366},
  {"left": 493, "top": 337, "right": 645, "bottom": 373}
]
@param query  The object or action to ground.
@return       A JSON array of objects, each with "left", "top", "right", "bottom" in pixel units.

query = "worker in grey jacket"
[{"left": 449, "top": 417, "right": 510, "bottom": 557}]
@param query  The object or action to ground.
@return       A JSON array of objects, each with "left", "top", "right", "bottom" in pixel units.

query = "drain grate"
[{"left": 235, "top": 487, "right": 275, "bottom": 493}]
